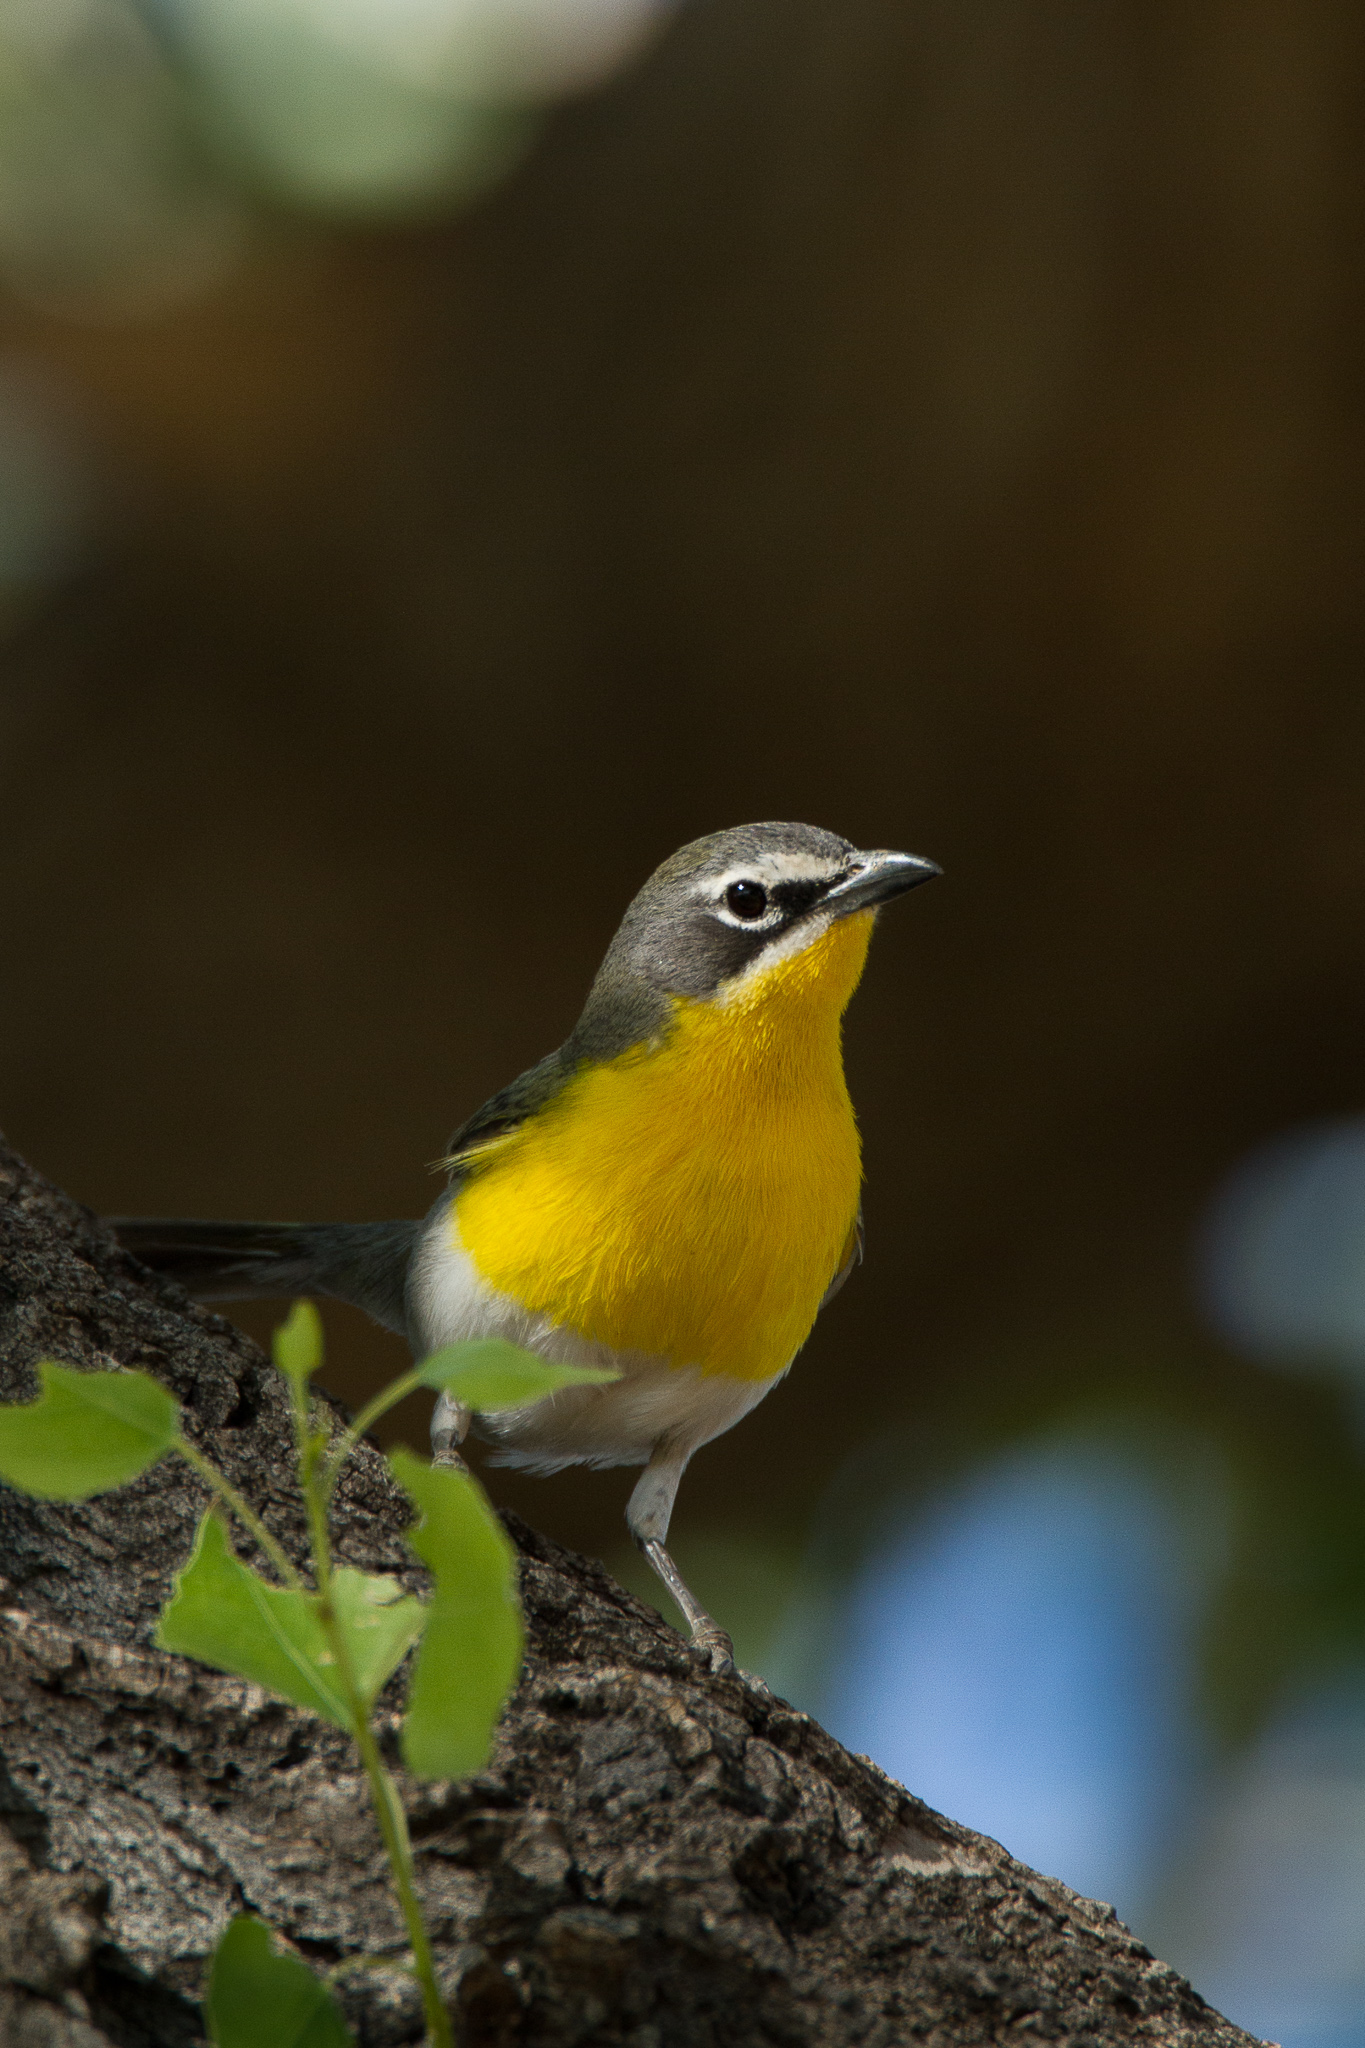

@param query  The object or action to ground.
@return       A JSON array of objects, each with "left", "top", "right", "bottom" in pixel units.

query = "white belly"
[{"left": 409, "top": 1201, "right": 783, "bottom": 1473}]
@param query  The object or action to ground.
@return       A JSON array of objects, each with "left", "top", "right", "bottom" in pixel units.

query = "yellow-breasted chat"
[{"left": 111, "top": 822, "right": 939, "bottom": 1669}]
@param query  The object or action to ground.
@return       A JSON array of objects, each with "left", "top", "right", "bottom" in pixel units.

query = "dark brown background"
[{"left": 3, "top": 0, "right": 1364, "bottom": 1727}]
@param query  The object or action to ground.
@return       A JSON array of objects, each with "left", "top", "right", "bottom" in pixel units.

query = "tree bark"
[{"left": 0, "top": 1138, "right": 1258, "bottom": 2048}]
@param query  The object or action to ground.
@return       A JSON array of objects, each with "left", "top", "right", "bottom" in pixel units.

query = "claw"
[{"left": 692, "top": 1625, "right": 736, "bottom": 1677}]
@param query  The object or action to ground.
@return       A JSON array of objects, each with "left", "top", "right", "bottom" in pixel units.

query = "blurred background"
[{"left": 1, "top": 0, "right": 1364, "bottom": 2038}]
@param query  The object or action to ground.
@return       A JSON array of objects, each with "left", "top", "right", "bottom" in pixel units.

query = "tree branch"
[{"left": 0, "top": 1138, "right": 1257, "bottom": 2048}]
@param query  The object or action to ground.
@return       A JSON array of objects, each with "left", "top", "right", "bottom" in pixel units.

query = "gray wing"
[{"left": 440, "top": 1046, "right": 577, "bottom": 1178}]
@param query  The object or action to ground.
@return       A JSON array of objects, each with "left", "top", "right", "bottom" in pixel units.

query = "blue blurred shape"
[
  {"left": 1164, "top": 1673, "right": 1365, "bottom": 2048},
  {"left": 815, "top": 1437, "right": 1203, "bottom": 1914},
  {"left": 1201, "top": 1118, "right": 1365, "bottom": 1367}
]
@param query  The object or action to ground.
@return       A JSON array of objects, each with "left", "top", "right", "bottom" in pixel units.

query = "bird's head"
[{"left": 572, "top": 822, "right": 939, "bottom": 1057}]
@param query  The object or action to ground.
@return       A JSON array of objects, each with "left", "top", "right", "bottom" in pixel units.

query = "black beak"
[{"left": 823, "top": 849, "right": 942, "bottom": 917}]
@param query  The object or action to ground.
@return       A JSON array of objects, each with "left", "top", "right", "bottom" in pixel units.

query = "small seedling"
[{"left": 0, "top": 1305, "right": 616, "bottom": 2046}]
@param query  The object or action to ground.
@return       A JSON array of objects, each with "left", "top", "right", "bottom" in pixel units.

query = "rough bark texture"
[{"left": 0, "top": 1138, "right": 1259, "bottom": 2048}]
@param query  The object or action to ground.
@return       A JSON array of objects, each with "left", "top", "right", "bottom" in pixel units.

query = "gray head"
[{"left": 570, "top": 822, "right": 939, "bottom": 1059}]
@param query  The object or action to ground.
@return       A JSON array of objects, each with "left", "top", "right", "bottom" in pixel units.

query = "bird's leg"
[
  {"left": 639, "top": 1539, "right": 737, "bottom": 1676},
  {"left": 627, "top": 1452, "right": 735, "bottom": 1675},
  {"left": 430, "top": 1390, "right": 471, "bottom": 1471}
]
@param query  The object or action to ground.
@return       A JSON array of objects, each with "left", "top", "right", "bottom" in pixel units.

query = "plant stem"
[
  {"left": 339, "top": 1666, "right": 452, "bottom": 2048},
  {"left": 171, "top": 1437, "right": 304, "bottom": 1590},
  {"left": 296, "top": 1385, "right": 451, "bottom": 2048},
  {"left": 287, "top": 1375, "right": 334, "bottom": 1586},
  {"left": 320, "top": 1367, "right": 422, "bottom": 1499}
]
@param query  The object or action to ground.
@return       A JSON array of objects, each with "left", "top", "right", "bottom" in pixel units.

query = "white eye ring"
[{"left": 709, "top": 882, "right": 782, "bottom": 930}]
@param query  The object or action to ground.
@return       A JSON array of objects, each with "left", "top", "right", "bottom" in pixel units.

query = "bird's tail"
[{"left": 106, "top": 1217, "right": 420, "bottom": 1339}]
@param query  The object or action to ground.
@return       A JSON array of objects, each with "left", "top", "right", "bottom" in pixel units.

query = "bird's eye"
[{"left": 724, "top": 879, "right": 768, "bottom": 920}]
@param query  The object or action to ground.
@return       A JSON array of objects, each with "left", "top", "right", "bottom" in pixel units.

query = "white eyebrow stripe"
[{"left": 694, "top": 851, "right": 846, "bottom": 900}]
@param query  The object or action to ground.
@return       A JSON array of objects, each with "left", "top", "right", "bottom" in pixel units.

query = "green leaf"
[
  {"left": 414, "top": 1338, "right": 618, "bottom": 1411},
  {"left": 207, "top": 1914, "right": 353, "bottom": 2048},
  {"left": 273, "top": 1300, "right": 324, "bottom": 1387},
  {"left": 390, "top": 1449, "right": 523, "bottom": 1779},
  {"left": 0, "top": 1364, "right": 180, "bottom": 1499},
  {"left": 329, "top": 1567, "right": 428, "bottom": 1706},
  {"left": 157, "top": 1514, "right": 346, "bottom": 1726},
  {"left": 157, "top": 1513, "right": 425, "bottom": 1730}
]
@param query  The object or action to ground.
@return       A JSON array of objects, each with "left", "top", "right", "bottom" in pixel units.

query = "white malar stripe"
[
  {"left": 715, "top": 908, "right": 836, "bottom": 1002},
  {"left": 409, "top": 1200, "right": 787, "bottom": 1473}
]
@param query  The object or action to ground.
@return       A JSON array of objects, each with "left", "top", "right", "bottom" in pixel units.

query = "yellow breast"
[{"left": 451, "top": 911, "right": 873, "bottom": 1382}]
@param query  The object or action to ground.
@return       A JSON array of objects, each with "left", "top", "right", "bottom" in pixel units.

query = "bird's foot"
[
  {"left": 636, "top": 1534, "right": 737, "bottom": 1677},
  {"left": 690, "top": 1622, "right": 736, "bottom": 1677}
]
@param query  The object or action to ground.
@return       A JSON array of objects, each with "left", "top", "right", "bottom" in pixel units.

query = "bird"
[{"left": 110, "top": 822, "right": 939, "bottom": 1671}]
